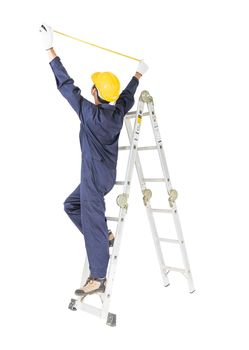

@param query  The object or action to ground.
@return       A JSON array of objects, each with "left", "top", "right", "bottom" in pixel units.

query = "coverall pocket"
[{"left": 91, "top": 158, "right": 116, "bottom": 196}]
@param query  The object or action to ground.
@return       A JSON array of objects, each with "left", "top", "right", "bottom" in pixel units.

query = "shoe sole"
[{"left": 74, "top": 284, "right": 106, "bottom": 297}]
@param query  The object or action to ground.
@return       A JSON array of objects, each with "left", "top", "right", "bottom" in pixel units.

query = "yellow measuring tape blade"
[{"left": 54, "top": 30, "right": 140, "bottom": 62}]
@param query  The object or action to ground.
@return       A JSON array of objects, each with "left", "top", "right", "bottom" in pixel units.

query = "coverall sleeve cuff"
[
  {"left": 49, "top": 56, "right": 61, "bottom": 67},
  {"left": 132, "top": 76, "right": 139, "bottom": 84}
]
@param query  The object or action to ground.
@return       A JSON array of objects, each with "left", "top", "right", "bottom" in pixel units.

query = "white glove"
[
  {"left": 39, "top": 23, "right": 53, "bottom": 50},
  {"left": 136, "top": 60, "right": 149, "bottom": 75}
]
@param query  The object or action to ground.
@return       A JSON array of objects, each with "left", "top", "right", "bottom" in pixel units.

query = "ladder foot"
[
  {"left": 68, "top": 299, "right": 77, "bottom": 311},
  {"left": 106, "top": 312, "right": 116, "bottom": 327}
]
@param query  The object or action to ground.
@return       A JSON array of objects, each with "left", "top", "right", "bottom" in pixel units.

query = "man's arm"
[
  {"left": 40, "top": 24, "right": 83, "bottom": 116},
  {"left": 115, "top": 77, "right": 139, "bottom": 116},
  {"left": 115, "top": 60, "right": 149, "bottom": 115},
  {"left": 48, "top": 50, "right": 83, "bottom": 116}
]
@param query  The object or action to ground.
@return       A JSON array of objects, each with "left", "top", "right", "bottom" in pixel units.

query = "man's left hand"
[{"left": 39, "top": 23, "right": 53, "bottom": 50}]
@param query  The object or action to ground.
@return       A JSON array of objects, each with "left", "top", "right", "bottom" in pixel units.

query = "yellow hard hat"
[{"left": 91, "top": 71, "right": 120, "bottom": 102}]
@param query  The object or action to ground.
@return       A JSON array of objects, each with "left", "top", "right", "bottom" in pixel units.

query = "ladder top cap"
[{"left": 140, "top": 90, "right": 153, "bottom": 103}]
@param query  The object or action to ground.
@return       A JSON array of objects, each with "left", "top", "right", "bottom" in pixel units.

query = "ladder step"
[
  {"left": 143, "top": 178, "right": 165, "bottom": 182},
  {"left": 151, "top": 208, "right": 172, "bottom": 214},
  {"left": 106, "top": 216, "right": 119, "bottom": 222},
  {"left": 118, "top": 146, "right": 157, "bottom": 151},
  {"left": 115, "top": 181, "right": 125, "bottom": 185},
  {"left": 138, "top": 146, "right": 157, "bottom": 151},
  {"left": 75, "top": 301, "right": 102, "bottom": 317},
  {"left": 163, "top": 266, "right": 186, "bottom": 274},
  {"left": 159, "top": 238, "right": 179, "bottom": 244},
  {"left": 118, "top": 146, "right": 131, "bottom": 150},
  {"left": 125, "top": 111, "right": 150, "bottom": 119}
]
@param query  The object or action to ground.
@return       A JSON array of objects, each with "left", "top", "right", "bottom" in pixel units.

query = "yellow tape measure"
[{"left": 54, "top": 30, "right": 141, "bottom": 62}]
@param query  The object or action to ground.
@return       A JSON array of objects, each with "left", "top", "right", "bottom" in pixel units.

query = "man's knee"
[
  {"left": 63, "top": 198, "right": 79, "bottom": 214},
  {"left": 63, "top": 199, "right": 71, "bottom": 213},
  {"left": 63, "top": 185, "right": 81, "bottom": 215}
]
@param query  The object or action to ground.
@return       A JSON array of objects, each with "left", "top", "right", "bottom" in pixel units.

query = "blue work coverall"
[{"left": 49, "top": 56, "right": 139, "bottom": 278}]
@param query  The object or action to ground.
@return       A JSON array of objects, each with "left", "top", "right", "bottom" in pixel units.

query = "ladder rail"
[
  {"left": 147, "top": 101, "right": 173, "bottom": 193},
  {"left": 125, "top": 115, "right": 170, "bottom": 287},
  {"left": 147, "top": 99, "right": 195, "bottom": 292},
  {"left": 101, "top": 98, "right": 146, "bottom": 319}
]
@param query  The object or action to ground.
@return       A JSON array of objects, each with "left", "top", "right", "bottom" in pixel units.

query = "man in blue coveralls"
[{"left": 40, "top": 24, "right": 149, "bottom": 296}]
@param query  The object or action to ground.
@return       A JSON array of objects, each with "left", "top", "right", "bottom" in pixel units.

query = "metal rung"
[
  {"left": 115, "top": 181, "right": 125, "bottom": 185},
  {"left": 159, "top": 238, "right": 179, "bottom": 244},
  {"left": 138, "top": 146, "right": 157, "bottom": 151},
  {"left": 163, "top": 266, "right": 186, "bottom": 274},
  {"left": 143, "top": 178, "right": 165, "bottom": 182},
  {"left": 151, "top": 208, "right": 172, "bottom": 214},
  {"left": 126, "top": 111, "right": 150, "bottom": 118},
  {"left": 106, "top": 216, "right": 119, "bottom": 222},
  {"left": 118, "top": 146, "right": 131, "bottom": 150},
  {"left": 76, "top": 301, "right": 102, "bottom": 317},
  {"left": 118, "top": 146, "right": 158, "bottom": 151}
]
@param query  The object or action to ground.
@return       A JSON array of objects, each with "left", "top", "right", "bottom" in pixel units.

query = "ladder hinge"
[
  {"left": 168, "top": 189, "right": 178, "bottom": 207},
  {"left": 142, "top": 189, "right": 152, "bottom": 206},
  {"left": 140, "top": 90, "right": 153, "bottom": 103},
  {"left": 116, "top": 193, "right": 129, "bottom": 210}
]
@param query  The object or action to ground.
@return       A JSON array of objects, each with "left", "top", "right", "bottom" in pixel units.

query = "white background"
[{"left": 0, "top": 0, "right": 249, "bottom": 348}]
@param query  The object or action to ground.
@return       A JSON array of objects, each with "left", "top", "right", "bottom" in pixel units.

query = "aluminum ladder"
[{"left": 68, "top": 90, "right": 195, "bottom": 326}]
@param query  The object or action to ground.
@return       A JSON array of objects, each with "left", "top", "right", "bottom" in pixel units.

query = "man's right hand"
[
  {"left": 39, "top": 23, "right": 53, "bottom": 50},
  {"left": 136, "top": 60, "right": 149, "bottom": 75}
]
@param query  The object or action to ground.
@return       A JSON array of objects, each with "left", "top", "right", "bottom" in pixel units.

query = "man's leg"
[
  {"left": 64, "top": 180, "right": 110, "bottom": 296},
  {"left": 80, "top": 179, "right": 110, "bottom": 279},
  {"left": 63, "top": 184, "right": 83, "bottom": 233}
]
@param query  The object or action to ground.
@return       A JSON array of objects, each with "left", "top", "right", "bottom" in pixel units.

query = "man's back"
[{"left": 49, "top": 56, "right": 139, "bottom": 167}]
